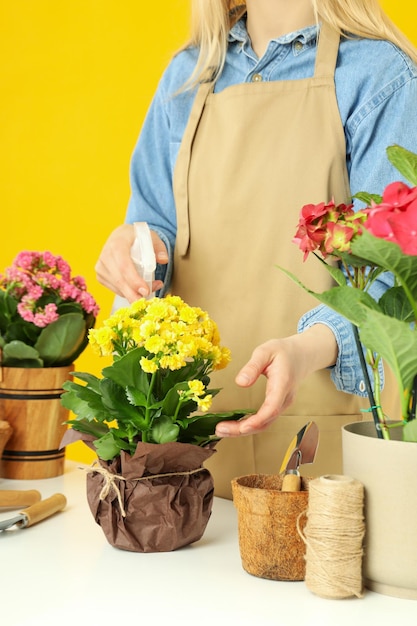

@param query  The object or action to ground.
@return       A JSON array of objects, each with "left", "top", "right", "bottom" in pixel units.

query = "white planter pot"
[{"left": 342, "top": 421, "right": 417, "bottom": 600}]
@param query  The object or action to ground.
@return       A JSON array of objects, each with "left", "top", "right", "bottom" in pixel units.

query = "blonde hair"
[{"left": 183, "top": 0, "right": 417, "bottom": 87}]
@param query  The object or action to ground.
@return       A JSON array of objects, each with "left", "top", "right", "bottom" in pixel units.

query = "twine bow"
[
  {"left": 83, "top": 462, "right": 206, "bottom": 518},
  {"left": 84, "top": 462, "right": 128, "bottom": 517}
]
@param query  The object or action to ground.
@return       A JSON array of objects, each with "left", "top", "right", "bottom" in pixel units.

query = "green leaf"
[
  {"left": 358, "top": 311, "right": 417, "bottom": 416},
  {"left": 379, "top": 286, "right": 414, "bottom": 322},
  {"left": 125, "top": 386, "right": 148, "bottom": 408},
  {"left": 61, "top": 383, "right": 110, "bottom": 422},
  {"left": 102, "top": 347, "right": 150, "bottom": 393},
  {"left": 403, "top": 419, "right": 417, "bottom": 443},
  {"left": 69, "top": 372, "right": 102, "bottom": 394},
  {"left": 35, "top": 313, "right": 87, "bottom": 366},
  {"left": 353, "top": 191, "right": 383, "bottom": 206},
  {"left": 311, "top": 255, "right": 347, "bottom": 286},
  {"left": 93, "top": 431, "right": 131, "bottom": 460},
  {"left": 150, "top": 416, "right": 180, "bottom": 444},
  {"left": 2, "top": 340, "right": 41, "bottom": 361},
  {"left": 178, "top": 409, "right": 252, "bottom": 445},
  {"left": 56, "top": 302, "right": 85, "bottom": 316},
  {"left": 387, "top": 144, "right": 417, "bottom": 186},
  {"left": 2, "top": 357, "right": 44, "bottom": 367},
  {"left": 0, "top": 291, "right": 18, "bottom": 324},
  {"left": 65, "top": 417, "right": 109, "bottom": 439},
  {"left": 351, "top": 230, "right": 417, "bottom": 297},
  {"left": 159, "top": 360, "right": 209, "bottom": 396},
  {"left": 160, "top": 381, "right": 189, "bottom": 416},
  {"left": 99, "top": 378, "right": 147, "bottom": 430},
  {"left": 3, "top": 319, "right": 40, "bottom": 345}
]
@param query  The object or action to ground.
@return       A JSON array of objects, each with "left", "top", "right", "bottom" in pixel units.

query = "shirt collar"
[{"left": 229, "top": 17, "right": 319, "bottom": 47}]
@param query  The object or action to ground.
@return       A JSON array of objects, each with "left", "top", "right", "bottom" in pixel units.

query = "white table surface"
[{"left": 1, "top": 461, "right": 416, "bottom": 626}]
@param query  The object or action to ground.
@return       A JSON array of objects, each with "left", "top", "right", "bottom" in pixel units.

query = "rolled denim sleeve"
[
  {"left": 297, "top": 305, "right": 370, "bottom": 396},
  {"left": 297, "top": 270, "right": 394, "bottom": 397}
]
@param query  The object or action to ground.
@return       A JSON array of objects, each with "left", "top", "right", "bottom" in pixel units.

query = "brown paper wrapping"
[
  {"left": 232, "top": 474, "right": 311, "bottom": 581},
  {"left": 62, "top": 431, "right": 217, "bottom": 553}
]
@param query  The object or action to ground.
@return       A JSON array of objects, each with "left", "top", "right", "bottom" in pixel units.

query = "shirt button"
[
  {"left": 251, "top": 73, "right": 263, "bottom": 82},
  {"left": 294, "top": 41, "right": 303, "bottom": 52},
  {"left": 359, "top": 380, "right": 366, "bottom": 393}
]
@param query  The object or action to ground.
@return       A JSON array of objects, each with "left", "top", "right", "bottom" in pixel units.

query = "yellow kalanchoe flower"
[
  {"left": 64, "top": 294, "right": 251, "bottom": 454},
  {"left": 88, "top": 326, "right": 116, "bottom": 356},
  {"left": 140, "top": 357, "right": 158, "bottom": 374},
  {"left": 188, "top": 380, "right": 205, "bottom": 397},
  {"left": 160, "top": 353, "right": 187, "bottom": 371},
  {"left": 144, "top": 334, "right": 166, "bottom": 355},
  {"left": 196, "top": 395, "right": 213, "bottom": 412},
  {"left": 88, "top": 295, "right": 231, "bottom": 371}
]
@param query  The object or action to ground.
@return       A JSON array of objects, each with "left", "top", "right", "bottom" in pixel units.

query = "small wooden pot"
[
  {"left": 232, "top": 474, "right": 311, "bottom": 581},
  {"left": 0, "top": 365, "right": 73, "bottom": 479},
  {"left": 0, "top": 420, "right": 13, "bottom": 468}
]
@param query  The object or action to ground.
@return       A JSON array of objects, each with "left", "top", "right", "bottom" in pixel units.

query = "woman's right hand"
[{"left": 95, "top": 224, "right": 168, "bottom": 302}]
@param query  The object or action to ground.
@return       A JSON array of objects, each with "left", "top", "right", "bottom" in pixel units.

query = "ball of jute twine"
[{"left": 297, "top": 474, "right": 365, "bottom": 599}]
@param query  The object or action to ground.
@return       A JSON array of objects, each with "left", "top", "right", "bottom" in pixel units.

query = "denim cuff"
[
  {"left": 152, "top": 228, "right": 173, "bottom": 297},
  {"left": 297, "top": 304, "right": 384, "bottom": 397}
]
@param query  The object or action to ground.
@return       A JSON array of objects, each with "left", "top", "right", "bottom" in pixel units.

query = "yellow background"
[{"left": 1, "top": 1, "right": 416, "bottom": 465}]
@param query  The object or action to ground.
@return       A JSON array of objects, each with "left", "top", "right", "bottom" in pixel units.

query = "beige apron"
[{"left": 171, "top": 23, "right": 397, "bottom": 498}]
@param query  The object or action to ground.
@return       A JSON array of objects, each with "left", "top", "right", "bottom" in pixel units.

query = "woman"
[{"left": 96, "top": 1, "right": 417, "bottom": 497}]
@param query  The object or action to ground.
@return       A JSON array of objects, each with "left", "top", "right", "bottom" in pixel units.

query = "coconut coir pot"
[{"left": 232, "top": 474, "right": 311, "bottom": 581}]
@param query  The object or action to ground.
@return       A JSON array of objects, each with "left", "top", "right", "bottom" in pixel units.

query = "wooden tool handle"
[
  {"left": 0, "top": 490, "right": 42, "bottom": 508},
  {"left": 282, "top": 473, "right": 301, "bottom": 492},
  {"left": 21, "top": 493, "right": 67, "bottom": 527}
]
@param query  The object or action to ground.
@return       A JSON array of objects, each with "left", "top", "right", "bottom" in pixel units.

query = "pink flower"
[
  {"left": 54, "top": 256, "right": 71, "bottom": 281},
  {"left": 72, "top": 275, "right": 87, "bottom": 290},
  {"left": 59, "top": 282, "right": 80, "bottom": 301},
  {"left": 1, "top": 250, "right": 99, "bottom": 327},
  {"left": 382, "top": 181, "right": 417, "bottom": 208},
  {"left": 364, "top": 182, "right": 417, "bottom": 255},
  {"left": 324, "top": 222, "right": 355, "bottom": 255},
  {"left": 77, "top": 291, "right": 100, "bottom": 316},
  {"left": 388, "top": 202, "right": 417, "bottom": 255},
  {"left": 293, "top": 200, "right": 359, "bottom": 260},
  {"left": 33, "top": 303, "right": 60, "bottom": 328},
  {"left": 14, "top": 251, "right": 38, "bottom": 271}
]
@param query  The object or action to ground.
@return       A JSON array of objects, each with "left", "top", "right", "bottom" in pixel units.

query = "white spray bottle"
[{"left": 111, "top": 222, "right": 157, "bottom": 313}]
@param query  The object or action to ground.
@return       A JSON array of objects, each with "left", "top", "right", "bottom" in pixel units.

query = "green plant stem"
[
  {"left": 142, "top": 371, "right": 157, "bottom": 443},
  {"left": 352, "top": 324, "right": 384, "bottom": 439},
  {"left": 408, "top": 374, "right": 417, "bottom": 421},
  {"left": 173, "top": 396, "right": 185, "bottom": 422},
  {"left": 365, "top": 349, "right": 390, "bottom": 440},
  {"left": 402, "top": 282, "right": 417, "bottom": 322}
]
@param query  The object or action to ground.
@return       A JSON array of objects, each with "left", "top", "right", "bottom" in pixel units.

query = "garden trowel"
[
  {"left": 0, "top": 489, "right": 41, "bottom": 508},
  {"left": 280, "top": 421, "right": 319, "bottom": 492},
  {"left": 0, "top": 493, "right": 67, "bottom": 532}
]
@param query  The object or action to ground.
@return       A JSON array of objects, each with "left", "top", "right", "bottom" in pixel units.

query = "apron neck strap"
[
  {"left": 314, "top": 22, "right": 340, "bottom": 78},
  {"left": 173, "top": 79, "right": 214, "bottom": 257}
]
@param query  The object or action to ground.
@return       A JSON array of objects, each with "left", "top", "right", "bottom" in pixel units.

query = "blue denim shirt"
[{"left": 125, "top": 21, "right": 417, "bottom": 397}]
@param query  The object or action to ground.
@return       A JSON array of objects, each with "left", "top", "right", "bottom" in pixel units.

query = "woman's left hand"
[{"left": 215, "top": 325, "right": 338, "bottom": 437}]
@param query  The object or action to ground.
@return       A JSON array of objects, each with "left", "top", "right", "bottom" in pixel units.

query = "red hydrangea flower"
[{"left": 364, "top": 181, "right": 417, "bottom": 254}]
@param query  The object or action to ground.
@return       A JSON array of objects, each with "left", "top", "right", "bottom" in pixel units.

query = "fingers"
[
  {"left": 95, "top": 224, "right": 168, "bottom": 301},
  {"left": 215, "top": 327, "right": 338, "bottom": 439},
  {"left": 215, "top": 379, "right": 292, "bottom": 437},
  {"left": 235, "top": 343, "right": 274, "bottom": 387},
  {"left": 215, "top": 339, "right": 297, "bottom": 438},
  {"left": 151, "top": 231, "right": 169, "bottom": 265},
  {"left": 235, "top": 339, "right": 289, "bottom": 392}
]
